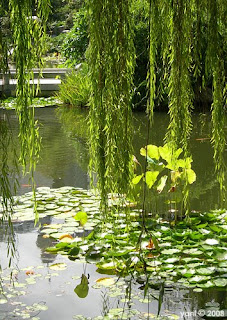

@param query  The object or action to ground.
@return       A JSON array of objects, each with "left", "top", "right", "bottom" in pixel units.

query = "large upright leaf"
[
  {"left": 186, "top": 169, "right": 196, "bottom": 184},
  {"left": 157, "top": 175, "right": 168, "bottom": 193},
  {"left": 140, "top": 145, "right": 160, "bottom": 160},
  {"left": 74, "top": 211, "right": 88, "bottom": 226},
  {"left": 74, "top": 274, "right": 89, "bottom": 298},
  {"left": 145, "top": 171, "right": 160, "bottom": 188}
]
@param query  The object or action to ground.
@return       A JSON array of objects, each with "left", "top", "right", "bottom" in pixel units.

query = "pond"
[{"left": 0, "top": 106, "right": 226, "bottom": 320}]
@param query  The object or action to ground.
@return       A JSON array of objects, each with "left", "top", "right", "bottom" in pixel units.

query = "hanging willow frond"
[
  {"left": 87, "top": 0, "right": 135, "bottom": 212},
  {"left": 165, "top": 0, "right": 193, "bottom": 155},
  {"left": 0, "top": 116, "right": 19, "bottom": 267},
  {"left": 9, "top": 0, "right": 50, "bottom": 222},
  {"left": 9, "top": 0, "right": 50, "bottom": 171},
  {"left": 206, "top": 0, "right": 226, "bottom": 203},
  {"left": 146, "top": 0, "right": 158, "bottom": 121}
]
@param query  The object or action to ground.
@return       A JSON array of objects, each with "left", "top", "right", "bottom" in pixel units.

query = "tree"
[
  {"left": 0, "top": 0, "right": 50, "bottom": 265},
  {"left": 0, "top": 0, "right": 226, "bottom": 228},
  {"left": 87, "top": 0, "right": 226, "bottom": 211}
]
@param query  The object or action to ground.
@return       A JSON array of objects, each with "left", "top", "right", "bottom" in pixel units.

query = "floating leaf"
[
  {"left": 49, "top": 263, "right": 67, "bottom": 271},
  {"left": 0, "top": 299, "right": 7, "bottom": 304},
  {"left": 189, "top": 275, "right": 209, "bottom": 283},
  {"left": 68, "top": 246, "right": 80, "bottom": 256},
  {"left": 213, "top": 278, "right": 227, "bottom": 287},
  {"left": 179, "top": 269, "right": 196, "bottom": 278},
  {"left": 32, "top": 303, "right": 48, "bottom": 311},
  {"left": 96, "top": 277, "right": 116, "bottom": 287},
  {"left": 204, "top": 239, "right": 219, "bottom": 245},
  {"left": 183, "top": 248, "right": 203, "bottom": 256},
  {"left": 162, "top": 248, "right": 180, "bottom": 255},
  {"left": 196, "top": 267, "right": 215, "bottom": 275}
]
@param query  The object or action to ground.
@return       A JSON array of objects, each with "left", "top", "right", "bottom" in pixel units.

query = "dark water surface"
[{"left": 0, "top": 107, "right": 226, "bottom": 320}]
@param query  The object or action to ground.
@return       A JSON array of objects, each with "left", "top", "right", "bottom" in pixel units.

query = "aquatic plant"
[
  {"left": 132, "top": 143, "right": 196, "bottom": 217},
  {"left": 57, "top": 63, "right": 90, "bottom": 107},
  {"left": 6, "top": 186, "right": 224, "bottom": 291}
]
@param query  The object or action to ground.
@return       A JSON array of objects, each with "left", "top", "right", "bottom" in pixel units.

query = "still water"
[{"left": 0, "top": 106, "right": 226, "bottom": 320}]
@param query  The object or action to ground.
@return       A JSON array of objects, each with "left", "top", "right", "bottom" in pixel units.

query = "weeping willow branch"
[
  {"left": 146, "top": 0, "right": 158, "bottom": 122},
  {"left": 0, "top": 117, "right": 19, "bottom": 267},
  {"left": 87, "top": 0, "right": 135, "bottom": 213},
  {"left": 206, "top": 0, "right": 226, "bottom": 203},
  {"left": 9, "top": 0, "right": 50, "bottom": 222},
  {"left": 165, "top": 0, "right": 193, "bottom": 154}
]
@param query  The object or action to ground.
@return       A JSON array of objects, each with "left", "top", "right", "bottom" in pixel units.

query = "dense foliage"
[{"left": 57, "top": 63, "right": 90, "bottom": 106}]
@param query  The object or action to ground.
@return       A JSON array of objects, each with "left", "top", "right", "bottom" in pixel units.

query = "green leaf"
[
  {"left": 49, "top": 263, "right": 67, "bottom": 271},
  {"left": 157, "top": 176, "right": 168, "bottom": 193},
  {"left": 140, "top": 145, "right": 160, "bottom": 160},
  {"left": 213, "top": 278, "right": 227, "bottom": 287},
  {"left": 189, "top": 275, "right": 209, "bottom": 283},
  {"left": 74, "top": 211, "right": 88, "bottom": 226},
  {"left": 186, "top": 169, "right": 196, "bottom": 184},
  {"left": 132, "top": 174, "right": 143, "bottom": 185},
  {"left": 196, "top": 267, "right": 215, "bottom": 275},
  {"left": 179, "top": 268, "right": 196, "bottom": 278},
  {"left": 74, "top": 274, "right": 89, "bottom": 298},
  {"left": 159, "top": 144, "right": 172, "bottom": 162},
  {"left": 162, "top": 248, "right": 180, "bottom": 255},
  {"left": 45, "top": 247, "right": 60, "bottom": 254},
  {"left": 68, "top": 246, "right": 80, "bottom": 256},
  {"left": 145, "top": 171, "right": 160, "bottom": 188},
  {"left": 204, "top": 238, "right": 219, "bottom": 245},
  {"left": 96, "top": 277, "right": 116, "bottom": 287}
]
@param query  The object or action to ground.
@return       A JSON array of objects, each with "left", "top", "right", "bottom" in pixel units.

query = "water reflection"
[{"left": 0, "top": 107, "right": 225, "bottom": 211}]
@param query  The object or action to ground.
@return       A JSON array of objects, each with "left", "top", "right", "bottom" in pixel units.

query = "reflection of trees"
[
  {"left": 0, "top": 107, "right": 90, "bottom": 189},
  {"left": 2, "top": 107, "right": 223, "bottom": 211},
  {"left": 35, "top": 107, "right": 89, "bottom": 182},
  {"left": 36, "top": 234, "right": 57, "bottom": 265}
]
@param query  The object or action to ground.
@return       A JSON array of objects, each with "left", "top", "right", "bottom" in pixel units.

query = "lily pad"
[{"left": 49, "top": 263, "right": 67, "bottom": 271}]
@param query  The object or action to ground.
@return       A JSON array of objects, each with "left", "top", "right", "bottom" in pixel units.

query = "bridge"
[{"left": 0, "top": 68, "right": 71, "bottom": 97}]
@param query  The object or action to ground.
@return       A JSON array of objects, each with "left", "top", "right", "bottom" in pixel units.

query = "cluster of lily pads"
[
  {"left": 0, "top": 97, "right": 61, "bottom": 110},
  {"left": 4, "top": 186, "right": 226, "bottom": 291},
  {"left": 0, "top": 186, "right": 226, "bottom": 319},
  {"left": 0, "top": 264, "right": 56, "bottom": 319}
]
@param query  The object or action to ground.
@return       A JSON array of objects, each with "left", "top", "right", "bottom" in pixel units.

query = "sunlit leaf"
[
  {"left": 95, "top": 277, "right": 116, "bottom": 287},
  {"left": 204, "top": 239, "right": 219, "bottom": 245},
  {"left": 189, "top": 275, "right": 209, "bottom": 283},
  {"left": 145, "top": 171, "right": 160, "bottom": 188},
  {"left": 213, "top": 278, "right": 227, "bottom": 287},
  {"left": 132, "top": 174, "right": 143, "bottom": 185},
  {"left": 162, "top": 248, "right": 180, "bottom": 255},
  {"left": 140, "top": 145, "right": 160, "bottom": 160},
  {"left": 186, "top": 169, "right": 196, "bottom": 184},
  {"left": 196, "top": 267, "right": 215, "bottom": 275},
  {"left": 157, "top": 176, "right": 168, "bottom": 193},
  {"left": 49, "top": 263, "right": 67, "bottom": 271},
  {"left": 74, "top": 211, "right": 88, "bottom": 226}
]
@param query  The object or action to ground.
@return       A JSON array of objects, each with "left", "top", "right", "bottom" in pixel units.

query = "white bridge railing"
[{"left": 0, "top": 68, "right": 71, "bottom": 96}]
